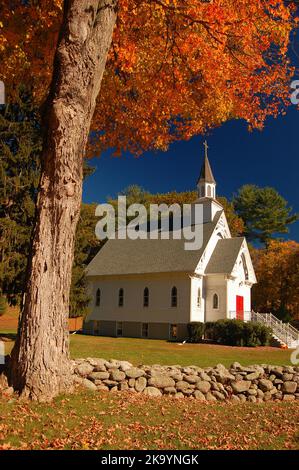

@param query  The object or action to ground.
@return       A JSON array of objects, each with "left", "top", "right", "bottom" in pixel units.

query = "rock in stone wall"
[{"left": 73, "top": 358, "right": 299, "bottom": 402}]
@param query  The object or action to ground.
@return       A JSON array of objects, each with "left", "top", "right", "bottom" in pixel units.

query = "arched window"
[
  {"left": 118, "top": 288, "right": 124, "bottom": 307},
  {"left": 95, "top": 288, "right": 101, "bottom": 307},
  {"left": 143, "top": 287, "right": 149, "bottom": 307},
  {"left": 197, "top": 288, "right": 201, "bottom": 307},
  {"left": 241, "top": 253, "right": 249, "bottom": 281},
  {"left": 171, "top": 286, "right": 177, "bottom": 307},
  {"left": 207, "top": 185, "right": 211, "bottom": 197},
  {"left": 213, "top": 293, "right": 219, "bottom": 309}
]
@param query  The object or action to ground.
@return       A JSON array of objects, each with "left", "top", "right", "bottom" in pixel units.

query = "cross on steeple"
[
  {"left": 196, "top": 139, "right": 216, "bottom": 199},
  {"left": 203, "top": 140, "right": 209, "bottom": 159}
]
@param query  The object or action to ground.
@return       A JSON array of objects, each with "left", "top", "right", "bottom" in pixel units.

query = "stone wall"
[{"left": 73, "top": 358, "right": 299, "bottom": 402}]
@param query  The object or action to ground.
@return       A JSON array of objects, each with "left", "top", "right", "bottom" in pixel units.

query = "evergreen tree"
[
  {"left": 0, "top": 87, "right": 41, "bottom": 305},
  {"left": 0, "top": 88, "right": 99, "bottom": 316},
  {"left": 233, "top": 185, "right": 297, "bottom": 245}
]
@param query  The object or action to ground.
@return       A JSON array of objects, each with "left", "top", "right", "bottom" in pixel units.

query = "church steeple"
[{"left": 197, "top": 141, "right": 216, "bottom": 199}]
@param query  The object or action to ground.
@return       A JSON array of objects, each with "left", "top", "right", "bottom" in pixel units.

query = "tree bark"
[{"left": 9, "top": 0, "right": 117, "bottom": 401}]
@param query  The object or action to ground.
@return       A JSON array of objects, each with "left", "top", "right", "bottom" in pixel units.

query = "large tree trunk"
[{"left": 9, "top": 0, "right": 117, "bottom": 401}]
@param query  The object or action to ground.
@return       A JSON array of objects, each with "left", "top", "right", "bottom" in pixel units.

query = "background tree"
[
  {"left": 0, "top": 88, "right": 97, "bottom": 316},
  {"left": 0, "top": 87, "right": 41, "bottom": 305},
  {"left": 0, "top": 296, "right": 7, "bottom": 317},
  {"left": 0, "top": 0, "right": 296, "bottom": 400},
  {"left": 109, "top": 186, "right": 244, "bottom": 237},
  {"left": 233, "top": 185, "right": 298, "bottom": 245},
  {"left": 252, "top": 240, "right": 299, "bottom": 321}
]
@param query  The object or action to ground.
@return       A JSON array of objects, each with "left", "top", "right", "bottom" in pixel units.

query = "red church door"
[{"left": 236, "top": 296, "right": 244, "bottom": 321}]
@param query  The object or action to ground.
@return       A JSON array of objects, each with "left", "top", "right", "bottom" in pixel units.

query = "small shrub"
[
  {"left": 214, "top": 319, "right": 244, "bottom": 346},
  {"left": 253, "top": 322, "right": 272, "bottom": 346},
  {"left": 204, "top": 322, "right": 216, "bottom": 341},
  {"left": 187, "top": 322, "right": 205, "bottom": 343},
  {"left": 241, "top": 322, "right": 254, "bottom": 347},
  {"left": 204, "top": 319, "right": 271, "bottom": 347}
]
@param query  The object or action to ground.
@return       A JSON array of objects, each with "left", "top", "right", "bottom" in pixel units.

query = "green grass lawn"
[
  {"left": 1, "top": 330, "right": 294, "bottom": 368},
  {"left": 0, "top": 391, "right": 298, "bottom": 450},
  {"left": 68, "top": 334, "right": 294, "bottom": 367}
]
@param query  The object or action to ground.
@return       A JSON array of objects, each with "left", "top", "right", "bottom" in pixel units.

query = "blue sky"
[{"left": 83, "top": 105, "right": 299, "bottom": 242}]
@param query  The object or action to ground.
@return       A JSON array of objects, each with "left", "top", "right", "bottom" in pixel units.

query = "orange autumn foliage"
[
  {"left": 252, "top": 240, "right": 299, "bottom": 320},
  {"left": 0, "top": 0, "right": 297, "bottom": 155}
]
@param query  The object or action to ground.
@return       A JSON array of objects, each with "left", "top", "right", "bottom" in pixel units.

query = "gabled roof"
[
  {"left": 86, "top": 216, "right": 222, "bottom": 277},
  {"left": 205, "top": 238, "right": 245, "bottom": 274},
  {"left": 197, "top": 155, "right": 216, "bottom": 185}
]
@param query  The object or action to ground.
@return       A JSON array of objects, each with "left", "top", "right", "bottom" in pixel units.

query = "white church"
[{"left": 83, "top": 145, "right": 257, "bottom": 341}]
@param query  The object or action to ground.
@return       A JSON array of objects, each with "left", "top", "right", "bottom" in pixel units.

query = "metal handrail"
[
  {"left": 250, "top": 311, "right": 299, "bottom": 346},
  {"left": 227, "top": 310, "right": 299, "bottom": 346},
  {"left": 260, "top": 313, "right": 298, "bottom": 341},
  {"left": 286, "top": 322, "right": 299, "bottom": 336}
]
